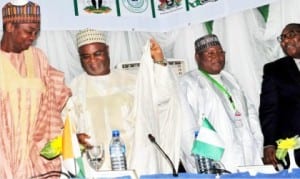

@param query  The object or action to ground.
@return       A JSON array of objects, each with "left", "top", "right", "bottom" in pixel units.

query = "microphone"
[{"left": 148, "top": 134, "right": 178, "bottom": 177}]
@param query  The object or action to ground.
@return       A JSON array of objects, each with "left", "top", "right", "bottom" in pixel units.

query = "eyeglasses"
[
  {"left": 277, "top": 30, "right": 300, "bottom": 42},
  {"left": 202, "top": 50, "right": 226, "bottom": 58}
]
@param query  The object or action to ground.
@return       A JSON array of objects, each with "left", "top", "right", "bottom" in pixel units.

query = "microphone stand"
[{"left": 148, "top": 134, "right": 178, "bottom": 177}]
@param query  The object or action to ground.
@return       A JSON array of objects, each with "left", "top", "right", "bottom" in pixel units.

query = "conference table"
[
  {"left": 140, "top": 169, "right": 300, "bottom": 178},
  {"left": 86, "top": 168, "right": 300, "bottom": 178}
]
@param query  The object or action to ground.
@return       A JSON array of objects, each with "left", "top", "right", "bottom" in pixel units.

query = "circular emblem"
[{"left": 122, "top": 0, "right": 148, "bottom": 13}]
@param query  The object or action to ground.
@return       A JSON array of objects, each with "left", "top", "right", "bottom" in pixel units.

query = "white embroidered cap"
[
  {"left": 10, "top": 0, "right": 29, "bottom": 6},
  {"left": 76, "top": 28, "right": 106, "bottom": 48}
]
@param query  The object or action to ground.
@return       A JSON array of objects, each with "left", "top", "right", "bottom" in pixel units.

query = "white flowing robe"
[
  {"left": 64, "top": 41, "right": 181, "bottom": 176},
  {"left": 179, "top": 69, "right": 263, "bottom": 173}
]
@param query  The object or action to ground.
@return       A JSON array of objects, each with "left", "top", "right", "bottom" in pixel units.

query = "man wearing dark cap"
[
  {"left": 179, "top": 34, "right": 264, "bottom": 173},
  {"left": 0, "top": 1, "right": 70, "bottom": 178}
]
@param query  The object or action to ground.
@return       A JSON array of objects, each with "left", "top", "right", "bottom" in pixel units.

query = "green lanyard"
[{"left": 199, "top": 69, "right": 237, "bottom": 111}]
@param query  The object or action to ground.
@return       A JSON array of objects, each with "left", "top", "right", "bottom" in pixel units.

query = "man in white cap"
[
  {"left": 179, "top": 34, "right": 264, "bottom": 173},
  {"left": 0, "top": 1, "right": 71, "bottom": 178},
  {"left": 64, "top": 29, "right": 181, "bottom": 176}
]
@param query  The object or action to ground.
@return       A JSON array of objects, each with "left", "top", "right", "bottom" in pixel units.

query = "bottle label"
[{"left": 110, "top": 143, "right": 127, "bottom": 170}]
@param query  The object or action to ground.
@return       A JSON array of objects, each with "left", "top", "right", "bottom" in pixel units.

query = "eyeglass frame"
[
  {"left": 199, "top": 50, "right": 226, "bottom": 58},
  {"left": 277, "top": 30, "right": 300, "bottom": 42}
]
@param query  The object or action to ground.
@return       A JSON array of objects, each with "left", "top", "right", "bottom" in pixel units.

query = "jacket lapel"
[{"left": 286, "top": 57, "right": 300, "bottom": 85}]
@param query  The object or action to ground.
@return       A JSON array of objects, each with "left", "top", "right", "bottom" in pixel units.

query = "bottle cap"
[
  {"left": 194, "top": 130, "right": 199, "bottom": 138},
  {"left": 112, "top": 130, "right": 120, "bottom": 137}
]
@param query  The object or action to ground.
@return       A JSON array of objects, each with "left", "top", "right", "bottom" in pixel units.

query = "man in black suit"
[{"left": 259, "top": 23, "right": 300, "bottom": 169}]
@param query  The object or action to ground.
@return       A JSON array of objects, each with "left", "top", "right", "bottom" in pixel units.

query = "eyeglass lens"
[
  {"left": 278, "top": 31, "right": 300, "bottom": 42},
  {"left": 204, "top": 51, "right": 225, "bottom": 58}
]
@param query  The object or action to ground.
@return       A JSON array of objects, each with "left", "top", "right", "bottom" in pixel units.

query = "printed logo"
[
  {"left": 158, "top": 0, "right": 182, "bottom": 11},
  {"left": 188, "top": 0, "right": 219, "bottom": 8},
  {"left": 122, "top": 0, "right": 148, "bottom": 13},
  {"left": 200, "top": 0, "right": 218, "bottom": 5},
  {"left": 83, "top": 0, "right": 112, "bottom": 14}
]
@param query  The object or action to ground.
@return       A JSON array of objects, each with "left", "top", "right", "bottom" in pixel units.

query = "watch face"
[{"left": 155, "top": 60, "right": 168, "bottom": 66}]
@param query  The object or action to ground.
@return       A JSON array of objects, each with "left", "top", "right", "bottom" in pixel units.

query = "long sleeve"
[
  {"left": 62, "top": 96, "right": 87, "bottom": 134},
  {"left": 178, "top": 81, "right": 199, "bottom": 173},
  {"left": 153, "top": 63, "right": 177, "bottom": 104},
  {"left": 246, "top": 96, "right": 264, "bottom": 157},
  {"left": 130, "top": 40, "right": 181, "bottom": 175},
  {"left": 259, "top": 64, "right": 279, "bottom": 146}
]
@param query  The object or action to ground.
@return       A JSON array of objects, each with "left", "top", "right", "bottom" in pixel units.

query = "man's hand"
[
  {"left": 77, "top": 133, "right": 92, "bottom": 148},
  {"left": 263, "top": 145, "right": 278, "bottom": 169},
  {"left": 150, "top": 38, "right": 164, "bottom": 62}
]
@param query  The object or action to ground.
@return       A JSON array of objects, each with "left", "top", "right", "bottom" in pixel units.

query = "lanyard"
[{"left": 199, "top": 69, "right": 237, "bottom": 111}]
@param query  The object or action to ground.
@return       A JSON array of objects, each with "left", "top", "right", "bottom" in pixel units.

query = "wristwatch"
[{"left": 154, "top": 59, "right": 168, "bottom": 66}]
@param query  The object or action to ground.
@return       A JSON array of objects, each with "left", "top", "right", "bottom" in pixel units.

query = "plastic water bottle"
[
  {"left": 193, "top": 130, "right": 214, "bottom": 174},
  {"left": 109, "top": 130, "right": 127, "bottom": 170}
]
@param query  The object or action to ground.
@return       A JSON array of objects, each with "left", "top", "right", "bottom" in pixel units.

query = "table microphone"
[{"left": 148, "top": 134, "right": 178, "bottom": 177}]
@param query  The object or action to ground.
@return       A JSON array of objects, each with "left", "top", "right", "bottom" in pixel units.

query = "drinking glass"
[{"left": 86, "top": 143, "right": 105, "bottom": 171}]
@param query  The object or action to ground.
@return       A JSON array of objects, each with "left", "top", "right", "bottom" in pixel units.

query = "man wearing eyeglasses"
[
  {"left": 179, "top": 34, "right": 264, "bottom": 173},
  {"left": 259, "top": 23, "right": 300, "bottom": 169}
]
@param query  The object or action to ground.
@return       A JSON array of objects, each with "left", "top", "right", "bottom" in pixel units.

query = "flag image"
[
  {"left": 62, "top": 116, "right": 85, "bottom": 178},
  {"left": 192, "top": 117, "right": 225, "bottom": 161}
]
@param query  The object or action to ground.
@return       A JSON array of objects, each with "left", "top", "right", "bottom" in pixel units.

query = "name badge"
[{"left": 233, "top": 111, "right": 243, "bottom": 128}]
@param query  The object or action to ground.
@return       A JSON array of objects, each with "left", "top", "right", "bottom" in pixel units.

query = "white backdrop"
[{"left": 1, "top": 0, "right": 300, "bottom": 111}]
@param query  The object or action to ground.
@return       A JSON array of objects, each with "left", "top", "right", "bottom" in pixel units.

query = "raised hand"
[{"left": 150, "top": 38, "right": 165, "bottom": 63}]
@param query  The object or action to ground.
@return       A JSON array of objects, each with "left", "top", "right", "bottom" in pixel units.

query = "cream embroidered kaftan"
[{"left": 65, "top": 41, "right": 181, "bottom": 176}]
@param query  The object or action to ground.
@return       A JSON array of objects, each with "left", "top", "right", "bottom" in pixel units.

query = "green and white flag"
[{"left": 192, "top": 117, "right": 225, "bottom": 161}]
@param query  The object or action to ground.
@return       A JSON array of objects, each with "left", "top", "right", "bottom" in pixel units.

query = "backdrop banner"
[
  {"left": 71, "top": 0, "right": 279, "bottom": 32},
  {"left": 0, "top": 0, "right": 280, "bottom": 31},
  {"left": 73, "top": 0, "right": 282, "bottom": 32}
]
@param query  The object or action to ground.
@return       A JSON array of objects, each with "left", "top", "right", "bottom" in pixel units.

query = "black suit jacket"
[{"left": 259, "top": 56, "right": 300, "bottom": 164}]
